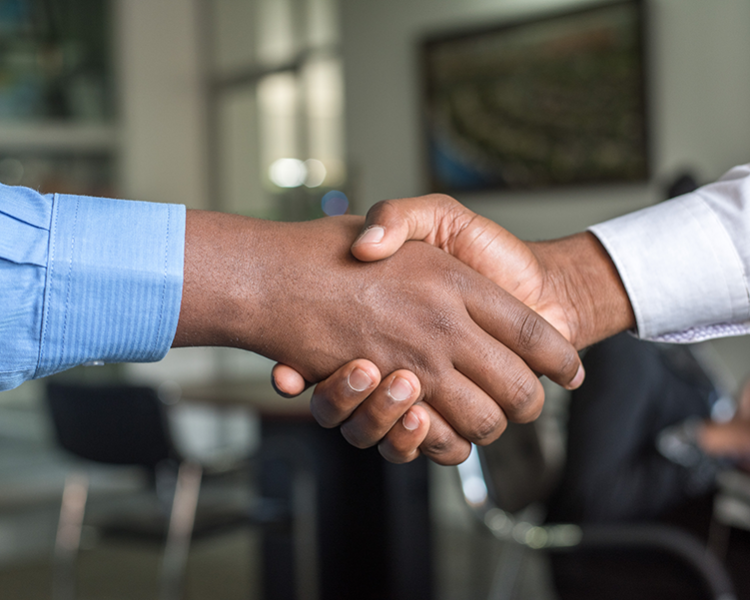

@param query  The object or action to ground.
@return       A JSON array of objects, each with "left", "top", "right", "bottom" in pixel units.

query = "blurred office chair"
[
  {"left": 457, "top": 426, "right": 737, "bottom": 600},
  {"left": 713, "top": 470, "right": 750, "bottom": 543},
  {"left": 46, "top": 382, "right": 318, "bottom": 600},
  {"left": 709, "top": 468, "right": 750, "bottom": 600}
]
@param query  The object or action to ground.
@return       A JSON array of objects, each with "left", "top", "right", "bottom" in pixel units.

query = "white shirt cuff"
[{"left": 589, "top": 193, "right": 750, "bottom": 342}]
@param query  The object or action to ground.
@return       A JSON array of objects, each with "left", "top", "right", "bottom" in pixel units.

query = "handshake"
[{"left": 174, "top": 194, "right": 636, "bottom": 465}]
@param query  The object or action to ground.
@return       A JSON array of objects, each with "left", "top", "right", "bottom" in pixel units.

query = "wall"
[
  {"left": 341, "top": 0, "right": 750, "bottom": 233},
  {"left": 114, "top": 0, "right": 208, "bottom": 209},
  {"left": 340, "top": 0, "right": 750, "bottom": 381},
  {"left": 114, "top": 0, "right": 280, "bottom": 386}
]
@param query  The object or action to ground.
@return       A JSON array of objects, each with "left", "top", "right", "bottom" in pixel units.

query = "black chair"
[
  {"left": 45, "top": 382, "right": 316, "bottom": 600},
  {"left": 458, "top": 429, "right": 737, "bottom": 600},
  {"left": 457, "top": 333, "right": 738, "bottom": 600}
]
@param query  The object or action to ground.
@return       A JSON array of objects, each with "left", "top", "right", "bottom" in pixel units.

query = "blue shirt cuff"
[{"left": 36, "top": 194, "right": 185, "bottom": 379}]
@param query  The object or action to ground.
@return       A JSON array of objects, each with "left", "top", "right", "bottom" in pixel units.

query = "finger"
[
  {"left": 424, "top": 369, "right": 510, "bottom": 446},
  {"left": 339, "top": 370, "right": 422, "bottom": 449},
  {"left": 352, "top": 197, "right": 543, "bottom": 314},
  {"left": 458, "top": 350, "right": 545, "bottom": 425},
  {"left": 351, "top": 195, "right": 470, "bottom": 262},
  {"left": 701, "top": 421, "right": 750, "bottom": 456},
  {"left": 449, "top": 312, "right": 550, "bottom": 424},
  {"left": 378, "top": 404, "right": 430, "bottom": 464},
  {"left": 271, "top": 363, "right": 309, "bottom": 397},
  {"left": 418, "top": 403, "right": 473, "bottom": 465},
  {"left": 309, "top": 360, "right": 381, "bottom": 428},
  {"left": 460, "top": 277, "right": 584, "bottom": 391}
]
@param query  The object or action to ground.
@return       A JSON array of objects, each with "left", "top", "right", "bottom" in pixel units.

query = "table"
[{"left": 181, "top": 378, "right": 433, "bottom": 600}]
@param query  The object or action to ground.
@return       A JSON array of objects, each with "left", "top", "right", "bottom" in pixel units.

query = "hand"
[
  {"left": 699, "top": 378, "right": 750, "bottom": 465},
  {"left": 346, "top": 194, "right": 635, "bottom": 348},
  {"left": 174, "top": 210, "right": 583, "bottom": 464},
  {"left": 273, "top": 194, "right": 634, "bottom": 463}
]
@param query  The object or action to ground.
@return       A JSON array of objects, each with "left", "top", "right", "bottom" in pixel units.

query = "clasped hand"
[
  {"left": 175, "top": 209, "right": 584, "bottom": 466},
  {"left": 261, "top": 200, "right": 607, "bottom": 465}
]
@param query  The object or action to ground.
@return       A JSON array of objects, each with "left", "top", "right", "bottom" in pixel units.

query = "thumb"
[{"left": 351, "top": 194, "right": 471, "bottom": 262}]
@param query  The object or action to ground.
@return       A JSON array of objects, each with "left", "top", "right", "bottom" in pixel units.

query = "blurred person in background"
[
  {"left": 545, "top": 330, "right": 750, "bottom": 600},
  {"left": 541, "top": 174, "right": 750, "bottom": 599}
]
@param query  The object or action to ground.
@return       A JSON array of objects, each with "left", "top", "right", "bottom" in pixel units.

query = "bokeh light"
[
  {"left": 304, "top": 158, "right": 327, "bottom": 187},
  {"left": 321, "top": 190, "right": 349, "bottom": 216},
  {"left": 269, "top": 158, "right": 306, "bottom": 188}
]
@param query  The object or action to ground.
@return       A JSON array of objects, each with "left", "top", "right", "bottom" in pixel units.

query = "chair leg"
[
  {"left": 291, "top": 465, "right": 319, "bottom": 600},
  {"left": 487, "top": 542, "right": 527, "bottom": 600},
  {"left": 261, "top": 435, "right": 321, "bottom": 600},
  {"left": 53, "top": 472, "right": 90, "bottom": 600},
  {"left": 161, "top": 461, "right": 203, "bottom": 600},
  {"left": 707, "top": 517, "right": 732, "bottom": 561}
]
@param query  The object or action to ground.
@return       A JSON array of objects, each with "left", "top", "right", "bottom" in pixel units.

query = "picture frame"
[{"left": 420, "top": 0, "right": 649, "bottom": 193}]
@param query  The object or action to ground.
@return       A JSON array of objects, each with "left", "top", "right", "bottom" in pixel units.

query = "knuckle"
[
  {"left": 430, "top": 193, "right": 463, "bottom": 215},
  {"left": 428, "top": 308, "right": 460, "bottom": 338},
  {"left": 515, "top": 311, "right": 546, "bottom": 351},
  {"left": 438, "top": 260, "right": 470, "bottom": 293},
  {"left": 515, "top": 396, "right": 544, "bottom": 423},
  {"left": 367, "top": 199, "right": 397, "bottom": 222},
  {"left": 309, "top": 397, "right": 340, "bottom": 429},
  {"left": 430, "top": 444, "right": 472, "bottom": 466},
  {"left": 447, "top": 274, "right": 469, "bottom": 297},
  {"left": 420, "top": 427, "right": 456, "bottom": 457},
  {"left": 471, "top": 409, "right": 507, "bottom": 445},
  {"left": 340, "top": 422, "right": 374, "bottom": 449},
  {"left": 506, "top": 372, "right": 544, "bottom": 422},
  {"left": 378, "top": 442, "right": 417, "bottom": 465}
]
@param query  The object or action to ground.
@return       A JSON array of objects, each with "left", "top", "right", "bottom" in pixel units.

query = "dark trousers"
[{"left": 546, "top": 333, "right": 727, "bottom": 600}]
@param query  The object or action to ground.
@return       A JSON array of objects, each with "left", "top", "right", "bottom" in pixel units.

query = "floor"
[
  {"left": 0, "top": 517, "right": 555, "bottom": 600},
  {"left": 0, "top": 393, "right": 559, "bottom": 600},
  {"left": 0, "top": 392, "right": 254, "bottom": 600},
  {"left": 431, "top": 464, "right": 558, "bottom": 600},
  {"left": 0, "top": 531, "right": 258, "bottom": 600}
]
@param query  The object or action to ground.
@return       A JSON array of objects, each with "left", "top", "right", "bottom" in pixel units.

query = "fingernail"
[
  {"left": 403, "top": 410, "right": 420, "bottom": 431},
  {"left": 354, "top": 226, "right": 385, "bottom": 246},
  {"left": 271, "top": 373, "right": 296, "bottom": 399},
  {"left": 388, "top": 377, "right": 413, "bottom": 402},
  {"left": 348, "top": 368, "right": 372, "bottom": 392},
  {"left": 567, "top": 364, "right": 585, "bottom": 390}
]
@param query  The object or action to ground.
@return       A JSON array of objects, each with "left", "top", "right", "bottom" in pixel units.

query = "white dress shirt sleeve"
[{"left": 589, "top": 164, "right": 750, "bottom": 343}]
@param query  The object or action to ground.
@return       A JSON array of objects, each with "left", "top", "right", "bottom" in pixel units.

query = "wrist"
[
  {"left": 530, "top": 232, "right": 635, "bottom": 349},
  {"left": 174, "top": 211, "right": 369, "bottom": 371},
  {"left": 174, "top": 210, "right": 269, "bottom": 351}
]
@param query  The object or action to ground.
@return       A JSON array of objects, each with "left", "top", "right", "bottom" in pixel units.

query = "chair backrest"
[
  {"left": 463, "top": 334, "right": 730, "bottom": 516},
  {"left": 478, "top": 422, "right": 553, "bottom": 514},
  {"left": 46, "top": 382, "right": 177, "bottom": 469}
]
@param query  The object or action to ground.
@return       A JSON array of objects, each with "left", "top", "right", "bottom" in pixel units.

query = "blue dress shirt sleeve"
[
  {"left": 0, "top": 184, "right": 185, "bottom": 391},
  {"left": 589, "top": 163, "right": 750, "bottom": 343}
]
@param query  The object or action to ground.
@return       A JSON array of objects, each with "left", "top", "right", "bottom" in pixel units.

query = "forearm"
[
  {"left": 530, "top": 232, "right": 635, "bottom": 350},
  {"left": 172, "top": 210, "right": 346, "bottom": 360},
  {"left": 173, "top": 210, "right": 262, "bottom": 350}
]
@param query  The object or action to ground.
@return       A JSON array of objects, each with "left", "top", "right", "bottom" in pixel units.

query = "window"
[
  {"left": 0, "top": 0, "right": 117, "bottom": 196},
  {"left": 205, "top": 0, "right": 347, "bottom": 220}
]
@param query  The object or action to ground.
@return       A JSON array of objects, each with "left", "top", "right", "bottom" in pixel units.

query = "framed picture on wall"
[{"left": 420, "top": 0, "right": 649, "bottom": 193}]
